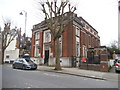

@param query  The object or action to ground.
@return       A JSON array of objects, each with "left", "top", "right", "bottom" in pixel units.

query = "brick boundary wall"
[
  {"left": 100, "top": 54, "right": 109, "bottom": 72},
  {"left": 79, "top": 46, "right": 109, "bottom": 72},
  {"left": 79, "top": 64, "right": 100, "bottom": 71}
]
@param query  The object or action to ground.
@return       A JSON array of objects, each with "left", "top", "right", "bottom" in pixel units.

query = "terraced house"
[{"left": 31, "top": 12, "right": 100, "bottom": 67}]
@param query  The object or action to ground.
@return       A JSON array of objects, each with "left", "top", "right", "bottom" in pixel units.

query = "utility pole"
[{"left": 20, "top": 10, "right": 27, "bottom": 37}]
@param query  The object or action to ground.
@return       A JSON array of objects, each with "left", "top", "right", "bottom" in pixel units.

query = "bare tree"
[
  {"left": 39, "top": 0, "right": 76, "bottom": 70},
  {"left": 1, "top": 19, "right": 18, "bottom": 64}
]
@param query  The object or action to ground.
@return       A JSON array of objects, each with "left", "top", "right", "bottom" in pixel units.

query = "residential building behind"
[
  {"left": 16, "top": 32, "right": 32, "bottom": 57},
  {"left": 3, "top": 29, "right": 22, "bottom": 63},
  {"left": 4, "top": 27, "right": 32, "bottom": 63},
  {"left": 4, "top": 35, "right": 19, "bottom": 63}
]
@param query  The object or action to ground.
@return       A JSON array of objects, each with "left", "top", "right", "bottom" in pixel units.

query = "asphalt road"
[
  {"left": 0, "top": 65, "right": 2, "bottom": 90},
  {"left": 2, "top": 64, "right": 118, "bottom": 88}
]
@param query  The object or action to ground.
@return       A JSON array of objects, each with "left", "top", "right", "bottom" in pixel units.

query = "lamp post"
[{"left": 20, "top": 10, "right": 27, "bottom": 37}]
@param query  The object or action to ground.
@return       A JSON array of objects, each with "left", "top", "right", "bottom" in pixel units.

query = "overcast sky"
[{"left": 0, "top": 0, "right": 118, "bottom": 46}]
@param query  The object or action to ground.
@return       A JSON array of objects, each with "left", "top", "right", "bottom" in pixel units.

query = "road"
[
  {"left": 0, "top": 65, "right": 2, "bottom": 90},
  {"left": 2, "top": 64, "right": 118, "bottom": 88}
]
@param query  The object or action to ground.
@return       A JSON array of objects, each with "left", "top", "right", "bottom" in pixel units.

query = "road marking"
[
  {"left": 43, "top": 72, "right": 62, "bottom": 77},
  {"left": 26, "top": 87, "right": 31, "bottom": 88},
  {"left": 83, "top": 78, "right": 88, "bottom": 80},
  {"left": 13, "top": 69, "right": 37, "bottom": 72},
  {"left": 13, "top": 69, "right": 25, "bottom": 72},
  {"left": 25, "top": 83, "right": 33, "bottom": 88},
  {"left": 4, "top": 64, "right": 12, "bottom": 67}
]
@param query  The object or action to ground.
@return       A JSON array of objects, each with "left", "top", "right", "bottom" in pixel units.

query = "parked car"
[
  {"left": 12, "top": 58, "right": 37, "bottom": 70},
  {"left": 115, "top": 59, "right": 120, "bottom": 73}
]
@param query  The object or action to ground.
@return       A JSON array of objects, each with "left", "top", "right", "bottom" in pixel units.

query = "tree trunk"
[
  {"left": 54, "top": 38, "right": 61, "bottom": 70},
  {"left": 0, "top": 50, "right": 2, "bottom": 64},
  {"left": 2, "top": 49, "right": 5, "bottom": 64}
]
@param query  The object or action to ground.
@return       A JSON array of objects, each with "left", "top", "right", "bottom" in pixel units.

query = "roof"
[{"left": 32, "top": 12, "right": 99, "bottom": 34}]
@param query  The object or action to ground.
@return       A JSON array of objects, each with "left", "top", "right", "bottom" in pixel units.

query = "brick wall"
[
  {"left": 80, "top": 64, "right": 100, "bottom": 71},
  {"left": 62, "top": 24, "right": 75, "bottom": 57},
  {"left": 31, "top": 34, "right": 35, "bottom": 57},
  {"left": 67, "top": 24, "right": 73, "bottom": 57},
  {"left": 100, "top": 50, "right": 109, "bottom": 72},
  {"left": 100, "top": 62, "right": 108, "bottom": 72},
  {"left": 80, "top": 47, "right": 109, "bottom": 72},
  {"left": 80, "top": 29, "right": 100, "bottom": 58},
  {"left": 39, "top": 32, "right": 43, "bottom": 58},
  {"left": 80, "top": 31, "right": 84, "bottom": 57},
  {"left": 32, "top": 24, "right": 76, "bottom": 58},
  {"left": 62, "top": 26, "right": 68, "bottom": 57},
  {"left": 72, "top": 25, "right": 76, "bottom": 57}
]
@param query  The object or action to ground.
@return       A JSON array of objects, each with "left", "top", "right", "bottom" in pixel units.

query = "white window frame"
[
  {"left": 34, "top": 41, "right": 39, "bottom": 57},
  {"left": 35, "top": 32, "right": 40, "bottom": 40},
  {"left": 44, "top": 30, "right": 51, "bottom": 43},
  {"left": 76, "top": 42, "right": 80, "bottom": 57},
  {"left": 83, "top": 45, "right": 87, "bottom": 57},
  {"left": 76, "top": 27, "right": 80, "bottom": 37}
]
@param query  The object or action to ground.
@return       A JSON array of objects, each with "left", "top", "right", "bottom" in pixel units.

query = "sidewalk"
[{"left": 38, "top": 65, "right": 119, "bottom": 82}]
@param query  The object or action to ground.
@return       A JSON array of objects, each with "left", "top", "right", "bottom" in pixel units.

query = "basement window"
[{"left": 6, "top": 55, "right": 9, "bottom": 59}]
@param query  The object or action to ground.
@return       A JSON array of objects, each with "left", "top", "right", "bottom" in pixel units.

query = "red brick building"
[{"left": 31, "top": 13, "right": 100, "bottom": 67}]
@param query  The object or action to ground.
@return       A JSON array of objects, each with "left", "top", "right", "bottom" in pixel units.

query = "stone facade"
[{"left": 31, "top": 12, "right": 100, "bottom": 67}]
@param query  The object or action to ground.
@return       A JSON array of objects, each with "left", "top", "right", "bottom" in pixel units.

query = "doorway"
[{"left": 44, "top": 50, "right": 49, "bottom": 65}]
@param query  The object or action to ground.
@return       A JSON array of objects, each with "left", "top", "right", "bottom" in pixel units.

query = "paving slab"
[{"left": 38, "top": 66, "right": 119, "bottom": 81}]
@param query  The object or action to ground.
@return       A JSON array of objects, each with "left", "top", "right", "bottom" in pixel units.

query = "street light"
[{"left": 19, "top": 10, "right": 27, "bottom": 37}]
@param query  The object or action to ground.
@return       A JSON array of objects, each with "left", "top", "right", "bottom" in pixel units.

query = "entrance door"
[{"left": 44, "top": 50, "right": 49, "bottom": 65}]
